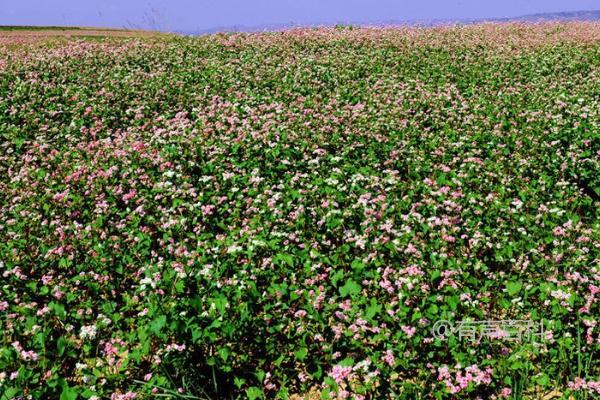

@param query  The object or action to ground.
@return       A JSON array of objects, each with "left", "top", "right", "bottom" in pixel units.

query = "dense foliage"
[{"left": 0, "top": 23, "right": 599, "bottom": 399}]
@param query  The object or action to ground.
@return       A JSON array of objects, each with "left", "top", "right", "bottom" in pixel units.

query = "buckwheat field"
[{"left": 0, "top": 23, "right": 599, "bottom": 399}]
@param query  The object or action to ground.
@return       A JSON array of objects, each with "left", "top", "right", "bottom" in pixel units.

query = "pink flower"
[
  {"left": 569, "top": 377, "right": 587, "bottom": 390},
  {"left": 36, "top": 306, "right": 50, "bottom": 316},
  {"left": 201, "top": 205, "right": 216, "bottom": 216},
  {"left": 294, "top": 310, "right": 307, "bottom": 318},
  {"left": 122, "top": 190, "right": 137, "bottom": 202},
  {"left": 111, "top": 392, "right": 137, "bottom": 400},
  {"left": 442, "top": 233, "right": 456, "bottom": 243},
  {"left": 328, "top": 365, "right": 353, "bottom": 384},
  {"left": 553, "top": 226, "right": 566, "bottom": 237},
  {"left": 20, "top": 350, "right": 39, "bottom": 361},
  {"left": 437, "top": 365, "right": 493, "bottom": 394},
  {"left": 52, "top": 190, "right": 69, "bottom": 202},
  {"left": 382, "top": 350, "right": 395, "bottom": 367},
  {"left": 401, "top": 325, "right": 416, "bottom": 338}
]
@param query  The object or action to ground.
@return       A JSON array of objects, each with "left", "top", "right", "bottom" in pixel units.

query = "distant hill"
[
  {"left": 500, "top": 10, "right": 600, "bottom": 22},
  {"left": 181, "top": 9, "right": 600, "bottom": 35}
]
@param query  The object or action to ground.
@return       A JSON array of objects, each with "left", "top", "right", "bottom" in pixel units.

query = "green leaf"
[
  {"left": 1, "top": 388, "right": 20, "bottom": 399},
  {"left": 330, "top": 270, "right": 344, "bottom": 286},
  {"left": 351, "top": 259, "right": 365, "bottom": 271},
  {"left": 339, "top": 279, "right": 361, "bottom": 297},
  {"left": 294, "top": 347, "right": 308, "bottom": 361},
  {"left": 60, "top": 384, "right": 78, "bottom": 400},
  {"left": 427, "top": 304, "right": 439, "bottom": 316},
  {"left": 218, "top": 347, "right": 230, "bottom": 362},
  {"left": 234, "top": 377, "right": 246, "bottom": 389},
  {"left": 506, "top": 281, "right": 522, "bottom": 296},
  {"left": 447, "top": 295, "right": 459, "bottom": 311},
  {"left": 57, "top": 336, "right": 67, "bottom": 356},
  {"left": 191, "top": 328, "right": 202, "bottom": 343},
  {"left": 150, "top": 315, "right": 167, "bottom": 335},
  {"left": 49, "top": 302, "right": 66, "bottom": 318},
  {"left": 365, "top": 301, "right": 381, "bottom": 319},
  {"left": 275, "top": 253, "right": 294, "bottom": 267},
  {"left": 246, "top": 386, "right": 263, "bottom": 400}
]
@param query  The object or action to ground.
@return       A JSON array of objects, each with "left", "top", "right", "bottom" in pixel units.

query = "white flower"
[
  {"left": 79, "top": 325, "right": 97, "bottom": 340},
  {"left": 97, "top": 313, "right": 111, "bottom": 325},
  {"left": 139, "top": 277, "right": 156, "bottom": 289},
  {"left": 227, "top": 245, "right": 242, "bottom": 253},
  {"left": 551, "top": 289, "right": 571, "bottom": 301},
  {"left": 199, "top": 264, "right": 213, "bottom": 277},
  {"left": 512, "top": 199, "right": 523, "bottom": 209}
]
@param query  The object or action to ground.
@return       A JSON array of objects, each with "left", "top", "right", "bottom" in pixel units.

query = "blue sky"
[{"left": 1, "top": 0, "right": 598, "bottom": 32}]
